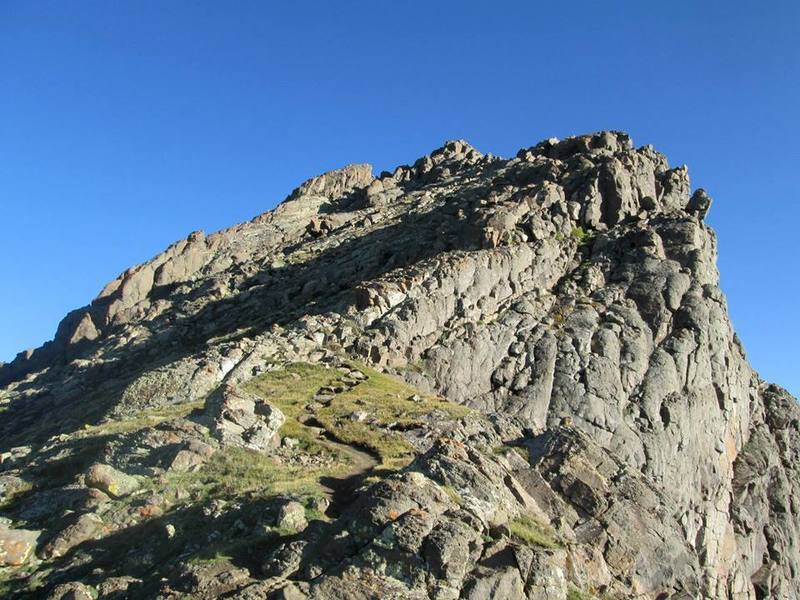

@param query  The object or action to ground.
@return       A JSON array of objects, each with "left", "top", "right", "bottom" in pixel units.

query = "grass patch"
[
  {"left": 567, "top": 588, "right": 601, "bottom": 600},
  {"left": 77, "top": 400, "right": 205, "bottom": 438},
  {"left": 207, "top": 327, "right": 259, "bottom": 346},
  {"left": 247, "top": 362, "right": 469, "bottom": 471},
  {"left": 246, "top": 363, "right": 338, "bottom": 418},
  {"left": 400, "top": 360, "right": 428, "bottom": 375},
  {"left": 571, "top": 226, "right": 596, "bottom": 248},
  {"left": 315, "top": 364, "right": 468, "bottom": 469},
  {"left": 509, "top": 513, "right": 561, "bottom": 549},
  {"left": 492, "top": 444, "right": 529, "bottom": 461},
  {"left": 156, "top": 445, "right": 344, "bottom": 502},
  {"left": 304, "top": 505, "right": 328, "bottom": 523},
  {"left": 186, "top": 550, "right": 234, "bottom": 567},
  {"left": 440, "top": 485, "right": 463, "bottom": 506},
  {"left": 246, "top": 363, "right": 346, "bottom": 459},
  {"left": 286, "top": 249, "right": 314, "bottom": 265}
]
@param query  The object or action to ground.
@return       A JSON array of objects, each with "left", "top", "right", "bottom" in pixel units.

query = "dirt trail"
[
  {"left": 301, "top": 369, "right": 381, "bottom": 516},
  {"left": 303, "top": 423, "right": 379, "bottom": 516}
]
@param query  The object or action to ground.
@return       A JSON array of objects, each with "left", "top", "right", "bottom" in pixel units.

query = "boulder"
[
  {"left": 85, "top": 463, "right": 140, "bottom": 498},
  {"left": 687, "top": 187, "right": 712, "bottom": 218},
  {"left": 167, "top": 439, "right": 216, "bottom": 473},
  {"left": 41, "top": 512, "right": 106, "bottom": 559},
  {"left": 0, "top": 525, "right": 40, "bottom": 566},
  {"left": 96, "top": 576, "right": 143, "bottom": 599},
  {"left": 276, "top": 501, "right": 307, "bottom": 533},
  {"left": 0, "top": 474, "right": 29, "bottom": 503},
  {"left": 46, "top": 582, "right": 95, "bottom": 600},
  {"left": 211, "top": 384, "right": 285, "bottom": 451}
]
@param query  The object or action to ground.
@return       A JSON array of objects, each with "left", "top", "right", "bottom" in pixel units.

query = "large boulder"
[
  {"left": 276, "top": 501, "right": 307, "bottom": 533},
  {"left": 210, "top": 384, "right": 285, "bottom": 451},
  {"left": 41, "top": 512, "right": 106, "bottom": 559},
  {"left": 0, "top": 525, "right": 40, "bottom": 566},
  {"left": 85, "top": 463, "right": 140, "bottom": 498}
]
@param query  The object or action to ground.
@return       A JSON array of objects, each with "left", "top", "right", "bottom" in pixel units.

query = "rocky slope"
[{"left": 1, "top": 131, "right": 797, "bottom": 599}]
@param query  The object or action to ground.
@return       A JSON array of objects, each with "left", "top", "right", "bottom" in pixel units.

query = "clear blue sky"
[{"left": 1, "top": 2, "right": 798, "bottom": 395}]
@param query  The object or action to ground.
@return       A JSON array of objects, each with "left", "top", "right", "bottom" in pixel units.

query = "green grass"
[
  {"left": 440, "top": 485, "right": 463, "bottom": 506},
  {"left": 0, "top": 564, "right": 37, "bottom": 597},
  {"left": 328, "top": 387, "right": 464, "bottom": 467},
  {"left": 571, "top": 226, "right": 596, "bottom": 247},
  {"left": 207, "top": 327, "right": 259, "bottom": 346},
  {"left": 318, "top": 362, "right": 469, "bottom": 469},
  {"left": 155, "top": 445, "right": 344, "bottom": 503},
  {"left": 509, "top": 513, "right": 561, "bottom": 549},
  {"left": 186, "top": 550, "right": 235, "bottom": 567},
  {"left": 492, "top": 444, "right": 529, "bottom": 461},
  {"left": 247, "top": 362, "right": 469, "bottom": 470},
  {"left": 246, "top": 362, "right": 347, "bottom": 458},
  {"left": 399, "top": 359, "right": 428, "bottom": 375},
  {"left": 567, "top": 587, "right": 611, "bottom": 600},
  {"left": 77, "top": 400, "right": 206, "bottom": 438},
  {"left": 245, "top": 362, "right": 338, "bottom": 417},
  {"left": 285, "top": 249, "right": 314, "bottom": 265}
]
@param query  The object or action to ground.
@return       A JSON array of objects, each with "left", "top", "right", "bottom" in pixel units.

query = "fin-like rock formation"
[{"left": 0, "top": 132, "right": 797, "bottom": 599}]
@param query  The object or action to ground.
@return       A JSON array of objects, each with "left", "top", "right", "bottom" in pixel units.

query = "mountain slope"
[{"left": 1, "top": 132, "right": 797, "bottom": 599}]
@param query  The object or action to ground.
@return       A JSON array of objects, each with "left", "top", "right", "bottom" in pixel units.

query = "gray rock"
[
  {"left": 0, "top": 473, "right": 28, "bottom": 503},
  {"left": 41, "top": 512, "right": 105, "bottom": 559},
  {"left": 210, "top": 384, "right": 285, "bottom": 451},
  {"left": 96, "top": 576, "right": 142, "bottom": 599},
  {"left": 0, "top": 131, "right": 798, "bottom": 599},
  {"left": 46, "top": 582, "right": 96, "bottom": 600},
  {"left": 276, "top": 501, "right": 307, "bottom": 533},
  {"left": 687, "top": 187, "right": 712, "bottom": 218}
]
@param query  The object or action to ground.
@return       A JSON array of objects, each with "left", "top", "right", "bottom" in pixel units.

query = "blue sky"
[{"left": 1, "top": 2, "right": 798, "bottom": 395}]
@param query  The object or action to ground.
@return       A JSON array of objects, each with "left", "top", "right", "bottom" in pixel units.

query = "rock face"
[{"left": 0, "top": 131, "right": 797, "bottom": 598}]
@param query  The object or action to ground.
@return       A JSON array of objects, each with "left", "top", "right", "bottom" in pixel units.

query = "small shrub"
[
  {"left": 571, "top": 226, "right": 596, "bottom": 248},
  {"left": 566, "top": 588, "right": 595, "bottom": 600},
  {"left": 509, "top": 513, "right": 561, "bottom": 549},
  {"left": 492, "top": 444, "right": 529, "bottom": 461},
  {"left": 440, "top": 484, "right": 463, "bottom": 506}
]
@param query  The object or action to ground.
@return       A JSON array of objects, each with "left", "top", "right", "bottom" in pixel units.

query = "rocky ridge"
[{"left": 0, "top": 131, "right": 797, "bottom": 598}]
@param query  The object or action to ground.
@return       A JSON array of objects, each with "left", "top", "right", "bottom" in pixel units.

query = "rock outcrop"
[{"left": 0, "top": 131, "right": 797, "bottom": 598}]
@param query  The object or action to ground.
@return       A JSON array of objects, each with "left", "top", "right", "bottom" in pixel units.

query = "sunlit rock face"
[{"left": 1, "top": 132, "right": 797, "bottom": 599}]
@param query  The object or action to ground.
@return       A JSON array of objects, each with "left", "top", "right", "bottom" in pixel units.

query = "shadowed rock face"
[{"left": 0, "top": 131, "right": 797, "bottom": 599}]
